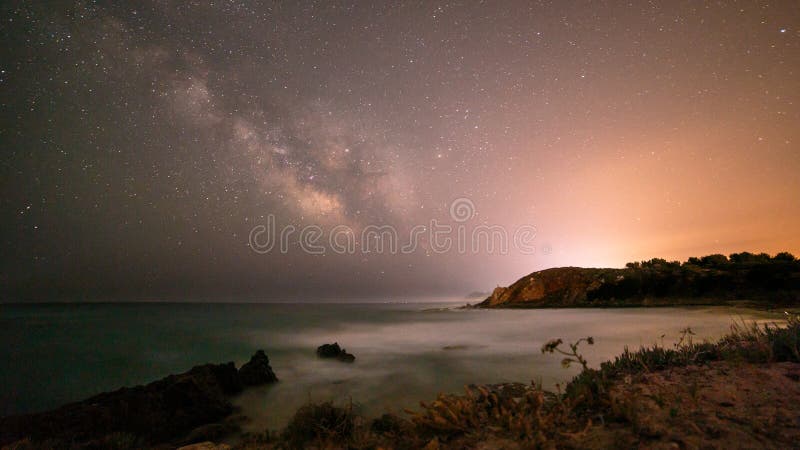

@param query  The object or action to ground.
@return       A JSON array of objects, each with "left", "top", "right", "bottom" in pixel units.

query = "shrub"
[{"left": 282, "top": 401, "right": 355, "bottom": 449}]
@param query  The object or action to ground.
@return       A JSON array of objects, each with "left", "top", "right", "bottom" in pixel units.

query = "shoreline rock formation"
[
  {"left": 238, "top": 350, "right": 278, "bottom": 385},
  {"left": 316, "top": 342, "right": 356, "bottom": 363},
  {"left": 0, "top": 350, "right": 277, "bottom": 448}
]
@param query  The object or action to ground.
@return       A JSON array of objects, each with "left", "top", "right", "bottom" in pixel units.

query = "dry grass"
[
  {"left": 410, "top": 385, "right": 544, "bottom": 442},
  {"left": 280, "top": 401, "right": 356, "bottom": 449},
  {"left": 231, "top": 313, "right": 800, "bottom": 449},
  {"left": 720, "top": 313, "right": 800, "bottom": 363}
]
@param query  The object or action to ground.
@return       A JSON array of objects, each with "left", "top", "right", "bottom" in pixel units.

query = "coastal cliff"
[
  {"left": 478, "top": 252, "right": 800, "bottom": 308},
  {"left": 481, "top": 267, "right": 616, "bottom": 307}
]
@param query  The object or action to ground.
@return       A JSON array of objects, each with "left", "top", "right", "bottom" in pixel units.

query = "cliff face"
[
  {"left": 478, "top": 260, "right": 800, "bottom": 308},
  {"left": 481, "top": 267, "right": 622, "bottom": 307}
]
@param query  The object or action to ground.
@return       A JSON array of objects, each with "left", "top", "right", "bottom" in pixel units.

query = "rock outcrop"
[
  {"left": 481, "top": 267, "right": 614, "bottom": 308},
  {"left": 478, "top": 256, "right": 800, "bottom": 308},
  {"left": 316, "top": 342, "right": 356, "bottom": 363},
  {"left": 0, "top": 351, "right": 277, "bottom": 448},
  {"left": 238, "top": 349, "right": 278, "bottom": 385}
]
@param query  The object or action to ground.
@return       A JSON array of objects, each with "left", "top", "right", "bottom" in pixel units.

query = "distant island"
[{"left": 478, "top": 252, "right": 800, "bottom": 309}]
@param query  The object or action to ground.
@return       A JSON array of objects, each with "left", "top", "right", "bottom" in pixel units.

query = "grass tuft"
[
  {"left": 232, "top": 313, "right": 800, "bottom": 449},
  {"left": 281, "top": 400, "right": 356, "bottom": 449}
]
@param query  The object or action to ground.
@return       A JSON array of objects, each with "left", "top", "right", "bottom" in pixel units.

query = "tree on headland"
[
  {"left": 631, "top": 252, "right": 798, "bottom": 271},
  {"left": 608, "top": 251, "right": 800, "bottom": 305},
  {"left": 729, "top": 252, "right": 772, "bottom": 264},
  {"left": 641, "top": 258, "right": 668, "bottom": 268},
  {"left": 629, "top": 258, "right": 681, "bottom": 269},
  {"left": 773, "top": 252, "right": 797, "bottom": 262},
  {"left": 699, "top": 254, "right": 729, "bottom": 268}
]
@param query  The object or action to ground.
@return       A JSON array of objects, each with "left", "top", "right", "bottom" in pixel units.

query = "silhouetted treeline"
[{"left": 587, "top": 252, "right": 800, "bottom": 305}]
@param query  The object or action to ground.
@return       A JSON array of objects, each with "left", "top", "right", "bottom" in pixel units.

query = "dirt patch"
[{"left": 577, "top": 361, "right": 800, "bottom": 449}]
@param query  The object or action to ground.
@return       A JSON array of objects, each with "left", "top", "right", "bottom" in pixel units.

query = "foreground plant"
[
  {"left": 406, "top": 383, "right": 591, "bottom": 446},
  {"left": 234, "top": 314, "right": 800, "bottom": 449},
  {"left": 541, "top": 336, "right": 594, "bottom": 370},
  {"left": 281, "top": 401, "right": 356, "bottom": 449}
]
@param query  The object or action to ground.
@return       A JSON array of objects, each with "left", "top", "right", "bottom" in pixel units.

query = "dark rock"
[
  {"left": 316, "top": 342, "right": 343, "bottom": 358},
  {"left": 238, "top": 350, "right": 278, "bottom": 386},
  {"left": 0, "top": 353, "right": 277, "bottom": 447},
  {"left": 206, "top": 361, "right": 245, "bottom": 395},
  {"left": 0, "top": 362, "right": 237, "bottom": 446},
  {"left": 316, "top": 342, "right": 356, "bottom": 363}
]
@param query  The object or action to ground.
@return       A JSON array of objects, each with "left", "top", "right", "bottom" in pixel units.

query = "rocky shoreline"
[
  {"left": 0, "top": 343, "right": 364, "bottom": 449},
  {"left": 229, "top": 315, "right": 800, "bottom": 449},
  {"left": 4, "top": 310, "right": 800, "bottom": 449},
  {"left": 0, "top": 351, "right": 277, "bottom": 449}
]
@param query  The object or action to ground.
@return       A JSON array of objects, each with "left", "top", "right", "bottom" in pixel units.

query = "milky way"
[{"left": 1, "top": 1, "right": 798, "bottom": 300}]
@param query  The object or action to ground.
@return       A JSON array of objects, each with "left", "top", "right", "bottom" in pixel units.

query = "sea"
[{"left": 0, "top": 301, "right": 778, "bottom": 431}]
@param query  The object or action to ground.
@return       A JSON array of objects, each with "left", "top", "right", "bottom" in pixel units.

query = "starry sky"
[{"left": 1, "top": 1, "right": 798, "bottom": 301}]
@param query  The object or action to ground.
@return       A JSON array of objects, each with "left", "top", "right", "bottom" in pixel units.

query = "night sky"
[{"left": 1, "top": 1, "right": 798, "bottom": 301}]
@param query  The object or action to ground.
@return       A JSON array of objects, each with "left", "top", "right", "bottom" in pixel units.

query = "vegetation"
[
  {"left": 9, "top": 302, "right": 798, "bottom": 449},
  {"left": 541, "top": 336, "right": 594, "bottom": 370},
  {"left": 591, "top": 251, "right": 800, "bottom": 306},
  {"left": 281, "top": 401, "right": 357, "bottom": 449},
  {"left": 479, "top": 251, "right": 800, "bottom": 309},
  {"left": 234, "top": 313, "right": 800, "bottom": 449},
  {"left": 11, "top": 314, "right": 798, "bottom": 448}
]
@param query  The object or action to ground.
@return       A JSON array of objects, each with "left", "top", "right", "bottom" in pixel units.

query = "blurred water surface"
[{"left": 0, "top": 301, "right": 774, "bottom": 429}]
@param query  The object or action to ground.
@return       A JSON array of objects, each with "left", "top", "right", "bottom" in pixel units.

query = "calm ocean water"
[{"left": 0, "top": 302, "right": 776, "bottom": 430}]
